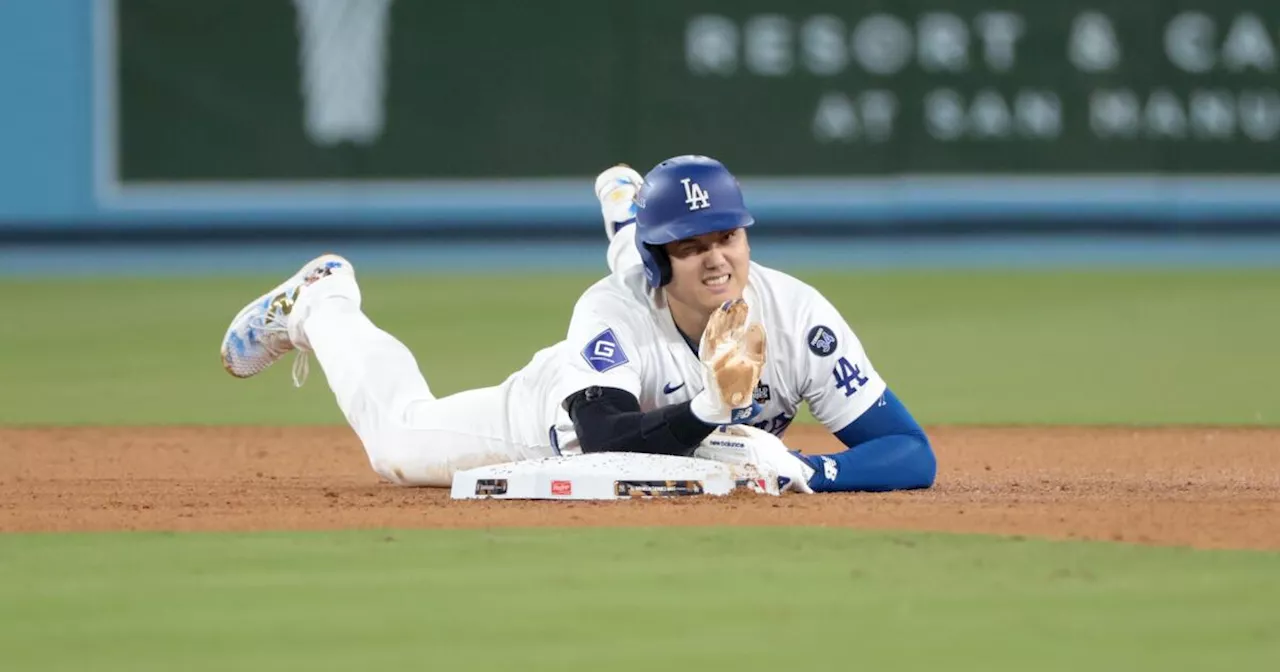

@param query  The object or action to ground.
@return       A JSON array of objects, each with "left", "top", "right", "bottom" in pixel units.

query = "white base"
[{"left": 450, "top": 452, "right": 780, "bottom": 500}]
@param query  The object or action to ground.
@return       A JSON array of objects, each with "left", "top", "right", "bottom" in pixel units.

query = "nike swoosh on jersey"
[{"left": 663, "top": 382, "right": 686, "bottom": 394}]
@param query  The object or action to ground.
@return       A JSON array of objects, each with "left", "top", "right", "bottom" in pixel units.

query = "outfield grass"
[
  {"left": 1, "top": 269, "right": 1276, "bottom": 425},
  {"left": 1, "top": 527, "right": 1276, "bottom": 672}
]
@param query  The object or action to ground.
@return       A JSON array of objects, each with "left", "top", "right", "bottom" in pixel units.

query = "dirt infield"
[{"left": 2, "top": 426, "right": 1278, "bottom": 550}]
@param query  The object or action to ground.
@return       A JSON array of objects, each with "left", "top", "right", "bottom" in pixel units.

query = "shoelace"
[
  {"left": 291, "top": 353, "right": 310, "bottom": 388},
  {"left": 246, "top": 312, "right": 311, "bottom": 388}
]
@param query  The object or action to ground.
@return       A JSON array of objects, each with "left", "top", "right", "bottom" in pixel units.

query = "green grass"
[
  {"left": 0, "top": 527, "right": 1276, "bottom": 671},
  {"left": 2, "top": 270, "right": 1277, "bottom": 425}
]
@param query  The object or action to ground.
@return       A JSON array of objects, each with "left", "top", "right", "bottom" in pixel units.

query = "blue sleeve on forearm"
[{"left": 797, "top": 389, "right": 936, "bottom": 493}]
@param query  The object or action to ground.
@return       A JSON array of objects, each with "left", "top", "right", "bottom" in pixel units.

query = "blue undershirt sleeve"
[{"left": 796, "top": 389, "right": 937, "bottom": 493}]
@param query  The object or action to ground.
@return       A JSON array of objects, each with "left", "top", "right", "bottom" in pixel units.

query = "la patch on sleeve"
[{"left": 582, "top": 328, "right": 629, "bottom": 373}]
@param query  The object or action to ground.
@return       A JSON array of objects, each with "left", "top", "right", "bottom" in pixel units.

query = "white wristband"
[{"left": 690, "top": 390, "right": 760, "bottom": 426}]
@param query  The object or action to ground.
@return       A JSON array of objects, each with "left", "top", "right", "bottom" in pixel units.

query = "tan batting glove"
[{"left": 689, "top": 299, "right": 767, "bottom": 425}]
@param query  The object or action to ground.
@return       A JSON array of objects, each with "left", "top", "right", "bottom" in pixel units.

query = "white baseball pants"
[{"left": 295, "top": 273, "right": 536, "bottom": 487}]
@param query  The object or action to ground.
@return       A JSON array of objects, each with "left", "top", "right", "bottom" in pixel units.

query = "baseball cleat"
[
  {"left": 220, "top": 253, "right": 352, "bottom": 387},
  {"left": 593, "top": 164, "right": 644, "bottom": 241}
]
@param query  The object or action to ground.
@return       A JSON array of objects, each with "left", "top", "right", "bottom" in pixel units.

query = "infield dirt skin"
[{"left": 2, "top": 426, "right": 1277, "bottom": 550}]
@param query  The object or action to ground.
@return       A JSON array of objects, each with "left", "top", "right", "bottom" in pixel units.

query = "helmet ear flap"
[{"left": 638, "top": 242, "right": 672, "bottom": 289}]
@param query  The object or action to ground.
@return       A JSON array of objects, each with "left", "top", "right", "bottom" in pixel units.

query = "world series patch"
[
  {"left": 807, "top": 325, "right": 838, "bottom": 356},
  {"left": 581, "top": 328, "right": 629, "bottom": 373},
  {"left": 753, "top": 383, "right": 771, "bottom": 404}
]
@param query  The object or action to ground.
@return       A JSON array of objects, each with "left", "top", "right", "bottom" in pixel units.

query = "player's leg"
[
  {"left": 595, "top": 165, "right": 646, "bottom": 275},
  {"left": 299, "top": 282, "right": 525, "bottom": 486},
  {"left": 220, "top": 255, "right": 526, "bottom": 487}
]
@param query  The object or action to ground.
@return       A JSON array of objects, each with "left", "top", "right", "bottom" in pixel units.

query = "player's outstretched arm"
[
  {"left": 796, "top": 389, "right": 936, "bottom": 492},
  {"left": 790, "top": 284, "right": 936, "bottom": 492},
  {"left": 563, "top": 386, "right": 715, "bottom": 456}
]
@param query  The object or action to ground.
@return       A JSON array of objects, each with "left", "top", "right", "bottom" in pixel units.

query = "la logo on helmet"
[{"left": 681, "top": 178, "right": 711, "bottom": 211}]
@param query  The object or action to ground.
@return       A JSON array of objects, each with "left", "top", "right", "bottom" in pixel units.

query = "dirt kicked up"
[{"left": 2, "top": 426, "right": 1278, "bottom": 550}]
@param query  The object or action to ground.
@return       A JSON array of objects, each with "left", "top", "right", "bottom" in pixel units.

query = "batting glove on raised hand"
[
  {"left": 694, "top": 424, "right": 815, "bottom": 494},
  {"left": 689, "top": 299, "right": 767, "bottom": 426}
]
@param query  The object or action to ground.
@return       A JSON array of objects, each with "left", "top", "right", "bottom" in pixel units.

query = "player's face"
[{"left": 664, "top": 228, "right": 751, "bottom": 313}]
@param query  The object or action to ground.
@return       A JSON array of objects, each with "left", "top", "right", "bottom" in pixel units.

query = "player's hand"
[
  {"left": 690, "top": 299, "right": 767, "bottom": 425},
  {"left": 693, "top": 425, "right": 815, "bottom": 494}
]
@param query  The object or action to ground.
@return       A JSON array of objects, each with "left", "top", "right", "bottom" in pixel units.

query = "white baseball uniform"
[{"left": 300, "top": 225, "right": 886, "bottom": 486}]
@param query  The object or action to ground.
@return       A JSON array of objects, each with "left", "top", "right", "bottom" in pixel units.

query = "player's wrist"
[
  {"left": 794, "top": 453, "right": 823, "bottom": 487},
  {"left": 690, "top": 392, "right": 761, "bottom": 426},
  {"left": 688, "top": 392, "right": 724, "bottom": 425}
]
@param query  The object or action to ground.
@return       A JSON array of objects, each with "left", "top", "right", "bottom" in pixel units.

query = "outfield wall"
[{"left": 3, "top": 0, "right": 1280, "bottom": 237}]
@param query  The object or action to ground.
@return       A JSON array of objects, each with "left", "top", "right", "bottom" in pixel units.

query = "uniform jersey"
[{"left": 500, "top": 226, "right": 887, "bottom": 457}]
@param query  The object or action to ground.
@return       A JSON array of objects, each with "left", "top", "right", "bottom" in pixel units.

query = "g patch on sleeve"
[
  {"left": 581, "top": 328, "right": 629, "bottom": 373},
  {"left": 807, "top": 325, "right": 838, "bottom": 357}
]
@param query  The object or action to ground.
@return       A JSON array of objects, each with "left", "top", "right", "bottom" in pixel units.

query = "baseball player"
[{"left": 219, "top": 155, "right": 935, "bottom": 493}]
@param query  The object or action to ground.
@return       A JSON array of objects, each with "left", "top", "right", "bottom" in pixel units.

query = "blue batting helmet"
[{"left": 634, "top": 155, "right": 754, "bottom": 288}]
